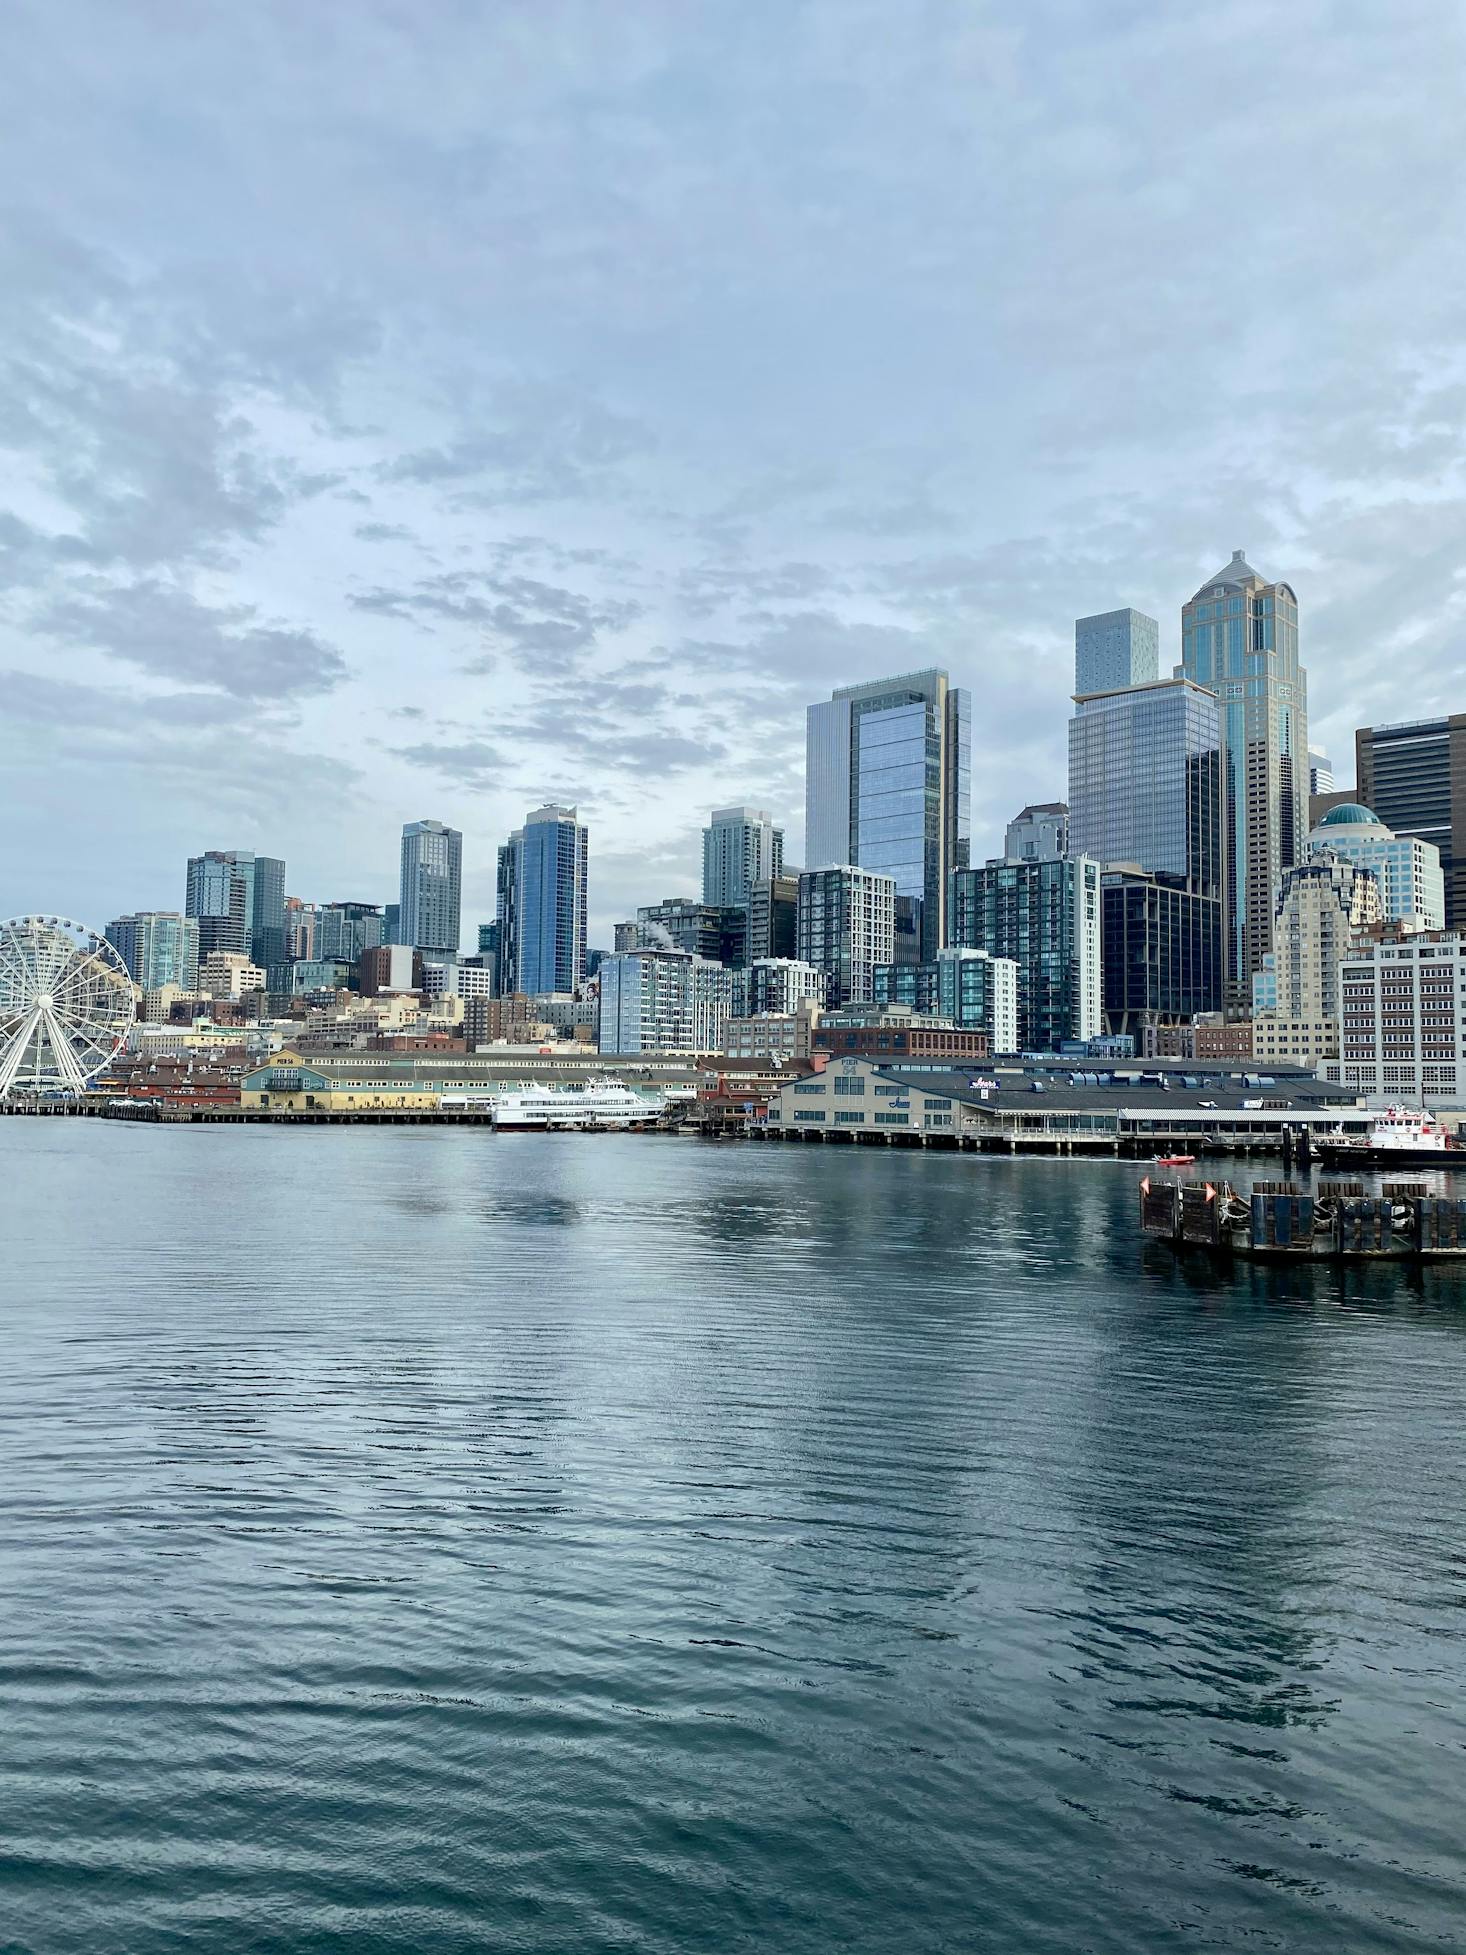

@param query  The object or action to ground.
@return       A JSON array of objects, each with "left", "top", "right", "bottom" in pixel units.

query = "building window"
[
  {"left": 793, "top": 1082, "right": 825, "bottom": 1096},
  {"left": 874, "top": 1111, "right": 910, "bottom": 1126},
  {"left": 793, "top": 1110, "right": 826, "bottom": 1122},
  {"left": 834, "top": 1077, "right": 866, "bottom": 1096},
  {"left": 835, "top": 1110, "right": 866, "bottom": 1125}
]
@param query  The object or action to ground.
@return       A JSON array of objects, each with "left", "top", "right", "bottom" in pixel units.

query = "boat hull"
[{"left": 1316, "top": 1144, "right": 1460, "bottom": 1168}]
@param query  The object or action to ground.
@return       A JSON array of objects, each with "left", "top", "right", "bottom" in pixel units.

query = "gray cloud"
[
  {"left": 397, "top": 740, "right": 505, "bottom": 791},
  {"left": 39, "top": 581, "right": 348, "bottom": 700}
]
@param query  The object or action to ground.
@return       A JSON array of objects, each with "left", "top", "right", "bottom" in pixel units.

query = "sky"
[{"left": 4, "top": 0, "right": 1466, "bottom": 947}]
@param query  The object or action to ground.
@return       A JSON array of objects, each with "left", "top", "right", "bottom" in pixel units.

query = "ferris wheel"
[{"left": 0, "top": 916, "right": 136, "bottom": 1099}]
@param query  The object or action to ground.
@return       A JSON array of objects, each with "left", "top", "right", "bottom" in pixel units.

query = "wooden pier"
[{"left": 1140, "top": 1175, "right": 1466, "bottom": 1262}]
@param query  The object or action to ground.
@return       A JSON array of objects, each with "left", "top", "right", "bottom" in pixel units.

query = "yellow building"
[{"left": 241, "top": 1051, "right": 439, "bottom": 1113}]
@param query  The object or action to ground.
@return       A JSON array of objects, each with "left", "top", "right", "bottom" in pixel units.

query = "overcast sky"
[{"left": 4, "top": 0, "right": 1466, "bottom": 945}]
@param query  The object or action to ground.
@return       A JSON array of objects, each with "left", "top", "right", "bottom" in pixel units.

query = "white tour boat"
[{"left": 491, "top": 1084, "right": 665, "bottom": 1131}]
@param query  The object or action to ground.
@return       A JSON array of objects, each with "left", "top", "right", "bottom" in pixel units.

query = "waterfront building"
[
  {"left": 1099, "top": 870, "right": 1223, "bottom": 1039},
  {"left": 1074, "top": 607, "right": 1160, "bottom": 695},
  {"left": 185, "top": 849, "right": 285, "bottom": 966},
  {"left": 1356, "top": 715, "right": 1466, "bottom": 928},
  {"left": 950, "top": 858, "right": 1101, "bottom": 1051},
  {"left": 495, "top": 806, "right": 588, "bottom": 994},
  {"left": 105, "top": 912, "right": 199, "bottom": 993},
  {"left": 399, "top": 820, "right": 462, "bottom": 958},
  {"left": 796, "top": 866, "right": 896, "bottom": 1007},
  {"left": 874, "top": 948, "right": 1019, "bottom": 1053},
  {"left": 1068, "top": 678, "right": 1220, "bottom": 896},
  {"left": 597, "top": 948, "right": 731, "bottom": 1054},
  {"left": 1180, "top": 550, "right": 1307, "bottom": 1009},
  {"left": 747, "top": 873, "right": 800, "bottom": 963},
  {"left": 812, "top": 1004, "right": 991, "bottom": 1062},
  {"left": 1003, "top": 802, "right": 1068, "bottom": 866},
  {"left": 805, "top": 669, "right": 970, "bottom": 958},
  {"left": 199, "top": 951, "right": 266, "bottom": 1001},
  {"left": 1322, "top": 933, "right": 1466, "bottom": 1105},
  {"left": 1307, "top": 804, "right": 1444, "bottom": 928},
  {"left": 1309, "top": 746, "right": 1335, "bottom": 796},
  {"left": 746, "top": 958, "right": 826, "bottom": 1015},
  {"left": 702, "top": 807, "right": 783, "bottom": 908},
  {"left": 315, "top": 902, "right": 384, "bottom": 964}
]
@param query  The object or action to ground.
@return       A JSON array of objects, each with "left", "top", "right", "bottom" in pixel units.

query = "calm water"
[{"left": 2, "top": 1124, "right": 1464, "bottom": 1954}]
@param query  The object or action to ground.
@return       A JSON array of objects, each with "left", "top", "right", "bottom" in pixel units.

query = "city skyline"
[{"left": 4, "top": 6, "right": 1466, "bottom": 945}]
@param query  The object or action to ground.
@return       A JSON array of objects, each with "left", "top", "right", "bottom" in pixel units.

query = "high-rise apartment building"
[
  {"left": 399, "top": 820, "right": 463, "bottom": 958},
  {"left": 796, "top": 866, "right": 896, "bottom": 1007},
  {"left": 746, "top": 958, "right": 827, "bottom": 1015},
  {"left": 702, "top": 807, "right": 783, "bottom": 908},
  {"left": 874, "top": 947, "right": 1020, "bottom": 1053},
  {"left": 747, "top": 874, "right": 799, "bottom": 962},
  {"left": 1074, "top": 608, "right": 1159, "bottom": 695},
  {"left": 105, "top": 912, "right": 200, "bottom": 994},
  {"left": 805, "top": 669, "right": 970, "bottom": 958},
  {"left": 950, "top": 858, "right": 1101, "bottom": 1051},
  {"left": 184, "top": 849, "right": 286, "bottom": 967},
  {"left": 1180, "top": 550, "right": 1307, "bottom": 1010},
  {"left": 1068, "top": 678, "right": 1220, "bottom": 889},
  {"left": 1255, "top": 852, "right": 1380, "bottom": 1034},
  {"left": 315, "top": 902, "right": 384, "bottom": 964},
  {"left": 633, "top": 898, "right": 745, "bottom": 967},
  {"left": 1356, "top": 716, "right": 1466, "bottom": 929},
  {"left": 1004, "top": 803, "right": 1069, "bottom": 865},
  {"left": 1307, "top": 804, "right": 1444, "bottom": 929},
  {"left": 598, "top": 948, "right": 732, "bottom": 1054},
  {"left": 495, "top": 805, "right": 588, "bottom": 994}
]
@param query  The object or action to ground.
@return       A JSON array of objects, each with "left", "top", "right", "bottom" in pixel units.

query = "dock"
[{"left": 1140, "top": 1175, "right": 1466, "bottom": 1261}]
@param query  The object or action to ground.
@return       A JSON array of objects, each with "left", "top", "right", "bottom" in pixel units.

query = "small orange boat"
[{"left": 1155, "top": 1153, "right": 1196, "bottom": 1167}]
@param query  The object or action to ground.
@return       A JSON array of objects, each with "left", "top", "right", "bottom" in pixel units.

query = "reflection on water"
[{"left": 2, "top": 1125, "right": 1464, "bottom": 1955}]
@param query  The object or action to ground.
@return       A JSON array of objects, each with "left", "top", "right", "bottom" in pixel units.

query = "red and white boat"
[
  {"left": 1155, "top": 1153, "right": 1196, "bottom": 1167},
  {"left": 1316, "top": 1107, "right": 1456, "bottom": 1168}
]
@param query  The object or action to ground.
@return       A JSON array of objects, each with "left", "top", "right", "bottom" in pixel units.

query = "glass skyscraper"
[
  {"left": 1356, "top": 715, "right": 1466, "bottom": 929},
  {"left": 1068, "top": 677, "right": 1221, "bottom": 891},
  {"left": 105, "top": 912, "right": 200, "bottom": 993},
  {"left": 1074, "top": 608, "right": 1159, "bottom": 695},
  {"left": 399, "top": 820, "right": 463, "bottom": 957},
  {"left": 184, "top": 849, "right": 285, "bottom": 967},
  {"left": 496, "top": 805, "right": 588, "bottom": 995},
  {"left": 950, "top": 858, "right": 1101, "bottom": 1052},
  {"left": 1180, "top": 551, "right": 1307, "bottom": 1010},
  {"left": 804, "top": 668, "right": 971, "bottom": 960}
]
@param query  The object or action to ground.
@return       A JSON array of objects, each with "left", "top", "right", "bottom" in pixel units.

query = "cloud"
[
  {"left": 397, "top": 739, "right": 504, "bottom": 790},
  {"left": 350, "top": 570, "right": 642, "bottom": 668},
  {"left": 38, "top": 581, "right": 349, "bottom": 700}
]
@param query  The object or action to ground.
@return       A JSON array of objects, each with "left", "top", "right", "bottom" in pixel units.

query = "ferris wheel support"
[{"left": 0, "top": 916, "right": 136, "bottom": 1100}]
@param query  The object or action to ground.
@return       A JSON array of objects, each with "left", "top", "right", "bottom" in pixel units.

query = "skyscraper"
[
  {"left": 1307, "top": 804, "right": 1444, "bottom": 929},
  {"left": 1074, "top": 608, "right": 1159, "bottom": 695},
  {"left": 496, "top": 805, "right": 588, "bottom": 994},
  {"left": 1180, "top": 550, "right": 1307, "bottom": 1011},
  {"left": 702, "top": 807, "right": 783, "bottom": 908},
  {"left": 1308, "top": 746, "right": 1335, "bottom": 796},
  {"left": 105, "top": 912, "right": 200, "bottom": 993},
  {"left": 315, "top": 902, "right": 385, "bottom": 963},
  {"left": 805, "top": 669, "right": 970, "bottom": 959},
  {"left": 796, "top": 866, "right": 896, "bottom": 1006},
  {"left": 1068, "top": 677, "right": 1220, "bottom": 891},
  {"left": 399, "top": 820, "right": 463, "bottom": 958},
  {"left": 1356, "top": 715, "right": 1466, "bottom": 929},
  {"left": 184, "top": 849, "right": 284, "bottom": 967}
]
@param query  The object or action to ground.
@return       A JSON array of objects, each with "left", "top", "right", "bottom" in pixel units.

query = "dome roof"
[{"left": 1317, "top": 802, "right": 1382, "bottom": 828}]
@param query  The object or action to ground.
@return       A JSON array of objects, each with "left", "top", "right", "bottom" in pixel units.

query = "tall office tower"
[
  {"left": 747, "top": 873, "right": 799, "bottom": 962},
  {"left": 1068, "top": 678, "right": 1221, "bottom": 891},
  {"left": 805, "top": 669, "right": 970, "bottom": 958},
  {"left": 1099, "top": 870, "right": 1222, "bottom": 1040},
  {"left": 1356, "top": 715, "right": 1466, "bottom": 928},
  {"left": 1309, "top": 747, "right": 1335, "bottom": 796},
  {"left": 1180, "top": 550, "right": 1307, "bottom": 1011},
  {"left": 702, "top": 807, "right": 783, "bottom": 908},
  {"left": 399, "top": 819, "right": 463, "bottom": 958},
  {"left": 186, "top": 850, "right": 253, "bottom": 959},
  {"left": 796, "top": 866, "right": 895, "bottom": 1007},
  {"left": 1074, "top": 608, "right": 1160, "bottom": 695},
  {"left": 383, "top": 903, "right": 401, "bottom": 945},
  {"left": 1307, "top": 804, "right": 1444, "bottom": 929},
  {"left": 950, "top": 857, "right": 1101, "bottom": 1051},
  {"left": 315, "top": 902, "right": 384, "bottom": 964},
  {"left": 1004, "top": 803, "right": 1069, "bottom": 864},
  {"left": 1251, "top": 852, "right": 1382, "bottom": 1066},
  {"left": 250, "top": 855, "right": 288, "bottom": 970},
  {"left": 497, "top": 805, "right": 588, "bottom": 995},
  {"left": 105, "top": 912, "right": 200, "bottom": 993}
]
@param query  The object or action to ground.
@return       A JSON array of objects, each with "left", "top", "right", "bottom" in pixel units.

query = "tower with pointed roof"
[{"left": 1180, "top": 550, "right": 1307, "bottom": 1013}]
